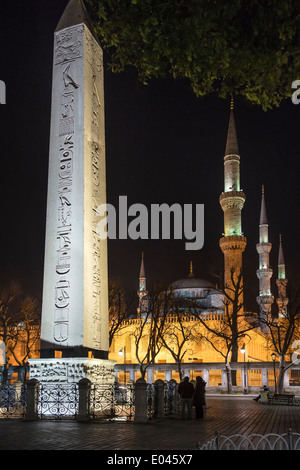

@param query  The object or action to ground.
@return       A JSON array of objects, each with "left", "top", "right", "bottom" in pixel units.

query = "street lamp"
[
  {"left": 119, "top": 346, "right": 126, "bottom": 385},
  {"left": 240, "top": 344, "right": 247, "bottom": 394},
  {"left": 271, "top": 352, "right": 277, "bottom": 394}
]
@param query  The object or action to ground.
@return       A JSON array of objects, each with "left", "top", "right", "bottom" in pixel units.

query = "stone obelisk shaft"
[{"left": 40, "top": 1, "right": 109, "bottom": 358}]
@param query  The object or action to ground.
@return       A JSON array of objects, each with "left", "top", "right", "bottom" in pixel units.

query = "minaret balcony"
[
  {"left": 256, "top": 267, "right": 273, "bottom": 279},
  {"left": 219, "top": 191, "right": 246, "bottom": 210},
  {"left": 224, "top": 154, "right": 240, "bottom": 164},
  {"left": 256, "top": 242, "right": 272, "bottom": 254},
  {"left": 219, "top": 235, "right": 247, "bottom": 252},
  {"left": 256, "top": 294, "right": 274, "bottom": 306}
]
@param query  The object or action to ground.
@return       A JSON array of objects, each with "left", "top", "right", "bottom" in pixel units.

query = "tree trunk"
[
  {"left": 225, "top": 361, "right": 233, "bottom": 393},
  {"left": 177, "top": 361, "right": 183, "bottom": 381},
  {"left": 23, "top": 363, "right": 29, "bottom": 384},
  {"left": 140, "top": 365, "right": 146, "bottom": 380},
  {"left": 277, "top": 355, "right": 286, "bottom": 394},
  {"left": 231, "top": 343, "right": 238, "bottom": 386}
]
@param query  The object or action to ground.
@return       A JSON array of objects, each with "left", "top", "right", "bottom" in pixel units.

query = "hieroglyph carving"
[
  {"left": 53, "top": 25, "right": 83, "bottom": 344},
  {"left": 90, "top": 141, "right": 102, "bottom": 348},
  {"left": 54, "top": 25, "right": 83, "bottom": 65},
  {"left": 86, "top": 28, "right": 106, "bottom": 350}
]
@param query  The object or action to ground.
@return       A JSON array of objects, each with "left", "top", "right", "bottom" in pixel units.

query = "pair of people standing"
[{"left": 178, "top": 376, "right": 206, "bottom": 420}]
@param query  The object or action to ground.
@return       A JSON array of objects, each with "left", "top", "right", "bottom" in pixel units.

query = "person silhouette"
[
  {"left": 193, "top": 376, "right": 206, "bottom": 419},
  {"left": 178, "top": 376, "right": 194, "bottom": 420}
]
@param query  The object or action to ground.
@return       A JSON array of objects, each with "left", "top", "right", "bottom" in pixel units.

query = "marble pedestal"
[
  {"left": 29, "top": 357, "right": 116, "bottom": 384},
  {"left": 28, "top": 357, "right": 116, "bottom": 419}
]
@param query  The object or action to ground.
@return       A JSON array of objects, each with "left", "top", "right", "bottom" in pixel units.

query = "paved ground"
[{"left": 1, "top": 395, "right": 300, "bottom": 454}]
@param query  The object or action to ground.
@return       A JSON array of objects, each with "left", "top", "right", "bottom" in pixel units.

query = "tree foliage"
[
  {"left": 8, "top": 296, "right": 41, "bottom": 383},
  {"left": 191, "top": 268, "right": 255, "bottom": 392},
  {"left": 159, "top": 310, "right": 198, "bottom": 380},
  {"left": 87, "top": 0, "right": 300, "bottom": 109},
  {"left": 0, "top": 283, "right": 40, "bottom": 384},
  {"left": 131, "top": 282, "right": 170, "bottom": 379},
  {"left": 263, "top": 284, "right": 300, "bottom": 393}
]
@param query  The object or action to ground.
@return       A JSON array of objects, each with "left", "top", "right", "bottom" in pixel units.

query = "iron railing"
[
  {"left": 197, "top": 429, "right": 300, "bottom": 450},
  {"left": 164, "top": 381, "right": 180, "bottom": 415},
  {"left": 0, "top": 384, "right": 26, "bottom": 419},
  {"left": 39, "top": 383, "right": 78, "bottom": 420},
  {"left": 147, "top": 381, "right": 180, "bottom": 418},
  {"left": 146, "top": 383, "right": 156, "bottom": 418},
  {"left": 0, "top": 380, "right": 180, "bottom": 421},
  {"left": 90, "top": 383, "right": 135, "bottom": 421}
]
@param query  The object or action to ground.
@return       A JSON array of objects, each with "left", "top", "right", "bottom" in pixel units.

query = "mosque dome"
[
  {"left": 169, "top": 261, "right": 215, "bottom": 293},
  {"left": 168, "top": 262, "right": 224, "bottom": 311},
  {"left": 170, "top": 277, "right": 215, "bottom": 290}
]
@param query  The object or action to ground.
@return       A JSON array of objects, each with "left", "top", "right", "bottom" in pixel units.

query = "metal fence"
[
  {"left": 0, "top": 380, "right": 179, "bottom": 421},
  {"left": 164, "top": 380, "right": 180, "bottom": 415},
  {"left": 38, "top": 382, "right": 136, "bottom": 421},
  {"left": 0, "top": 384, "right": 26, "bottom": 419},
  {"left": 0, "top": 381, "right": 137, "bottom": 421},
  {"left": 197, "top": 430, "right": 300, "bottom": 450},
  {"left": 147, "top": 381, "right": 180, "bottom": 419},
  {"left": 90, "top": 383, "right": 135, "bottom": 421},
  {"left": 39, "top": 383, "right": 78, "bottom": 420}
]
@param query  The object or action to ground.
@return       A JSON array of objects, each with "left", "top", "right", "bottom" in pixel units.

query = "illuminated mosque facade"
[{"left": 109, "top": 102, "right": 290, "bottom": 388}]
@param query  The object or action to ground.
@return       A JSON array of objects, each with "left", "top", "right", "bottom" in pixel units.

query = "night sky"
[{"left": 0, "top": 0, "right": 299, "bottom": 313}]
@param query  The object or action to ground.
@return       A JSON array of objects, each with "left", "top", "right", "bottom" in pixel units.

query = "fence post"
[
  {"left": 25, "top": 379, "right": 39, "bottom": 421},
  {"left": 134, "top": 378, "right": 147, "bottom": 423},
  {"left": 215, "top": 431, "right": 219, "bottom": 450},
  {"left": 168, "top": 379, "right": 177, "bottom": 415},
  {"left": 154, "top": 379, "right": 165, "bottom": 418},
  {"left": 127, "top": 379, "right": 134, "bottom": 404},
  {"left": 14, "top": 381, "right": 23, "bottom": 407},
  {"left": 288, "top": 428, "right": 293, "bottom": 450},
  {"left": 77, "top": 378, "right": 91, "bottom": 422}
]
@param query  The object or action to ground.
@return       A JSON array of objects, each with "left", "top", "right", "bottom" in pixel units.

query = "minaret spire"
[
  {"left": 137, "top": 252, "right": 148, "bottom": 315},
  {"left": 256, "top": 185, "right": 274, "bottom": 329},
  {"left": 225, "top": 100, "right": 239, "bottom": 158},
  {"left": 188, "top": 261, "right": 194, "bottom": 278},
  {"left": 139, "top": 251, "right": 145, "bottom": 278},
  {"left": 259, "top": 185, "right": 268, "bottom": 227},
  {"left": 278, "top": 234, "right": 286, "bottom": 279},
  {"left": 219, "top": 102, "right": 246, "bottom": 295},
  {"left": 276, "top": 235, "right": 288, "bottom": 318}
]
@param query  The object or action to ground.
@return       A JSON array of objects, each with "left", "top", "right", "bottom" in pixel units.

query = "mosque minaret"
[
  {"left": 137, "top": 252, "right": 148, "bottom": 314},
  {"left": 276, "top": 235, "right": 288, "bottom": 318},
  {"left": 256, "top": 186, "right": 274, "bottom": 327},
  {"left": 219, "top": 100, "right": 247, "bottom": 297}
]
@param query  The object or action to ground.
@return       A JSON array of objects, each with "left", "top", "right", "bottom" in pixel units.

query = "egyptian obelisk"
[{"left": 29, "top": 0, "right": 115, "bottom": 384}]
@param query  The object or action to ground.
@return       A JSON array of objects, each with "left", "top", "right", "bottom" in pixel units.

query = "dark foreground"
[{"left": 1, "top": 396, "right": 299, "bottom": 451}]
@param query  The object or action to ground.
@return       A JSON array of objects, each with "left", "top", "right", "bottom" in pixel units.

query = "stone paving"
[{"left": 1, "top": 395, "right": 300, "bottom": 452}]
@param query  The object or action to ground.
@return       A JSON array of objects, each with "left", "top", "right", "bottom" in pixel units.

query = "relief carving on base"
[{"left": 30, "top": 361, "right": 115, "bottom": 384}]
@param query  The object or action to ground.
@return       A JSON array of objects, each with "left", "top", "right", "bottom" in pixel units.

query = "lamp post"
[
  {"left": 240, "top": 344, "right": 247, "bottom": 394},
  {"left": 118, "top": 346, "right": 126, "bottom": 385},
  {"left": 271, "top": 352, "right": 277, "bottom": 394}
]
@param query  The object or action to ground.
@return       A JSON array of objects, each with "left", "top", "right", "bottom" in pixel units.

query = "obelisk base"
[{"left": 29, "top": 357, "right": 116, "bottom": 384}]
